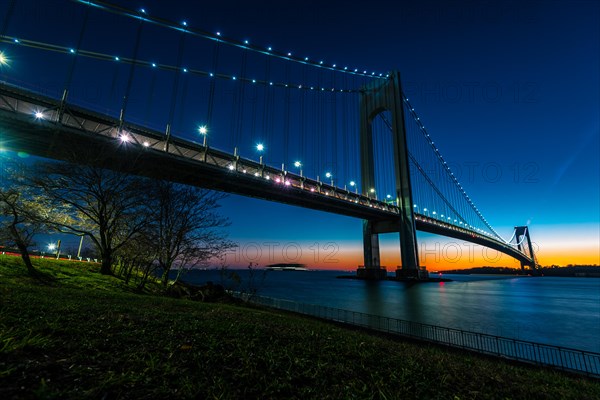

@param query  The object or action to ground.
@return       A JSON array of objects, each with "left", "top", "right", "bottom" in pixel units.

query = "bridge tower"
[
  {"left": 357, "top": 71, "right": 427, "bottom": 280},
  {"left": 514, "top": 226, "right": 537, "bottom": 270}
]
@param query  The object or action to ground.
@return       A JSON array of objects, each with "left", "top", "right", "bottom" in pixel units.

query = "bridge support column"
[
  {"left": 357, "top": 71, "right": 424, "bottom": 280},
  {"left": 357, "top": 220, "right": 388, "bottom": 280},
  {"left": 514, "top": 226, "right": 537, "bottom": 270}
]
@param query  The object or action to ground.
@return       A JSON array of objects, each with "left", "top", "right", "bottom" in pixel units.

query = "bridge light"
[
  {"left": 143, "top": 141, "right": 149, "bottom": 147},
  {"left": 244, "top": 40, "right": 249, "bottom": 44},
  {"left": 115, "top": 56, "right": 120, "bottom": 61},
  {"left": 119, "top": 134, "right": 130, "bottom": 143},
  {"left": 256, "top": 143, "right": 264, "bottom": 151},
  {"left": 350, "top": 181, "right": 356, "bottom": 186},
  {"left": 182, "top": 21, "right": 187, "bottom": 26},
  {"left": 152, "top": 63, "right": 157, "bottom": 67},
  {"left": 432, "top": 211, "right": 437, "bottom": 215},
  {"left": 267, "top": 47, "right": 272, "bottom": 51},
  {"left": 294, "top": 161, "right": 302, "bottom": 168},
  {"left": 47, "top": 244, "right": 56, "bottom": 251},
  {"left": 140, "top": 8, "right": 146, "bottom": 13},
  {"left": 216, "top": 32, "right": 221, "bottom": 36},
  {"left": 325, "top": 172, "right": 332, "bottom": 178},
  {"left": 227, "top": 164, "right": 234, "bottom": 171},
  {"left": 34, "top": 111, "right": 44, "bottom": 119},
  {"left": 69, "top": 49, "right": 75, "bottom": 54},
  {"left": 0, "top": 52, "right": 8, "bottom": 65}
]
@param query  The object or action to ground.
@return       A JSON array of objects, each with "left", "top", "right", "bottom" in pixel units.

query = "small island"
[{"left": 266, "top": 263, "right": 309, "bottom": 271}]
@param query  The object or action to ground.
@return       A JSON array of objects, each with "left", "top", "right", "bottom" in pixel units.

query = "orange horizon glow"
[{"left": 222, "top": 238, "right": 600, "bottom": 271}]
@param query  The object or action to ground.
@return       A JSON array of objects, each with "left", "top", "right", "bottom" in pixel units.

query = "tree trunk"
[
  {"left": 100, "top": 252, "right": 113, "bottom": 275},
  {"left": 15, "top": 239, "right": 36, "bottom": 276}
]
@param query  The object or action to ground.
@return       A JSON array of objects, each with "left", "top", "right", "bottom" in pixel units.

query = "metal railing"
[{"left": 235, "top": 293, "right": 600, "bottom": 378}]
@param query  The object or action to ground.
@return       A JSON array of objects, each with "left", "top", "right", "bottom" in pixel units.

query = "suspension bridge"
[{"left": 0, "top": 0, "right": 538, "bottom": 279}]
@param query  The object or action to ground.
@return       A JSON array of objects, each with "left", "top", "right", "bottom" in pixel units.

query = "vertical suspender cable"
[
  {"left": 119, "top": 15, "right": 144, "bottom": 130},
  {"left": 62, "top": 3, "right": 90, "bottom": 101},
  {"left": 261, "top": 56, "right": 271, "bottom": 147},
  {"left": 234, "top": 48, "right": 248, "bottom": 149},
  {"left": 165, "top": 29, "right": 186, "bottom": 147},
  {"left": 283, "top": 62, "right": 291, "bottom": 167},
  {"left": 205, "top": 38, "right": 220, "bottom": 132}
]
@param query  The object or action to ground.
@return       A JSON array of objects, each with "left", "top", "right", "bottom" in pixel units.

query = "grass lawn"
[{"left": 1, "top": 255, "right": 599, "bottom": 399}]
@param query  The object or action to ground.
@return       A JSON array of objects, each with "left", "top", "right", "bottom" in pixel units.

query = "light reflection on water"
[{"left": 181, "top": 269, "right": 600, "bottom": 353}]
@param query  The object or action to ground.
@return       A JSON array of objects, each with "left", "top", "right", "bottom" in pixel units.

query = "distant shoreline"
[{"left": 439, "top": 266, "right": 600, "bottom": 278}]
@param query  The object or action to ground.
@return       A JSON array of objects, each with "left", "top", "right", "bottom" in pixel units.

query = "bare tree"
[
  {"left": 30, "top": 161, "right": 152, "bottom": 275},
  {"left": 151, "top": 181, "right": 233, "bottom": 286},
  {"left": 0, "top": 161, "right": 52, "bottom": 276},
  {"left": 0, "top": 186, "right": 45, "bottom": 276}
]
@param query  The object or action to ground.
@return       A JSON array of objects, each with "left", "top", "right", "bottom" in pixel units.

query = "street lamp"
[
  {"left": 294, "top": 161, "right": 302, "bottom": 177},
  {"left": 349, "top": 181, "right": 357, "bottom": 194},
  {"left": 325, "top": 172, "right": 333, "bottom": 186},
  {"left": 198, "top": 125, "right": 208, "bottom": 147},
  {"left": 369, "top": 188, "right": 376, "bottom": 199},
  {"left": 256, "top": 143, "right": 264, "bottom": 164}
]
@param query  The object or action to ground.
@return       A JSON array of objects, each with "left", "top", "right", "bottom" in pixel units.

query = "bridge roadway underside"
[{"left": 0, "top": 110, "right": 395, "bottom": 222}]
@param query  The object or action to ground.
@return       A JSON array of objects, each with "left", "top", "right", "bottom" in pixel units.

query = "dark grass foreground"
[{"left": 1, "top": 257, "right": 599, "bottom": 399}]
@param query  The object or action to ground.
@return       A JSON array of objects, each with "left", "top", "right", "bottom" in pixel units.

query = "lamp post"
[
  {"left": 256, "top": 143, "right": 264, "bottom": 164},
  {"left": 349, "top": 181, "right": 358, "bottom": 193},
  {"left": 77, "top": 235, "right": 84, "bottom": 259},
  {"left": 369, "top": 188, "right": 376, "bottom": 199},
  {"left": 294, "top": 161, "right": 302, "bottom": 177},
  {"left": 199, "top": 125, "right": 208, "bottom": 147},
  {"left": 325, "top": 172, "right": 333, "bottom": 186}
]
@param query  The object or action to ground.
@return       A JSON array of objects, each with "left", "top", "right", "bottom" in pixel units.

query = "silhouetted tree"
[
  {"left": 30, "top": 161, "right": 152, "bottom": 275},
  {"left": 150, "top": 181, "right": 233, "bottom": 286},
  {"left": 0, "top": 186, "right": 45, "bottom": 276},
  {"left": 0, "top": 162, "right": 52, "bottom": 276}
]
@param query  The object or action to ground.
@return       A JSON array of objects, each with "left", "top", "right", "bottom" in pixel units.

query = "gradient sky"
[{"left": 1, "top": 0, "right": 598, "bottom": 270}]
